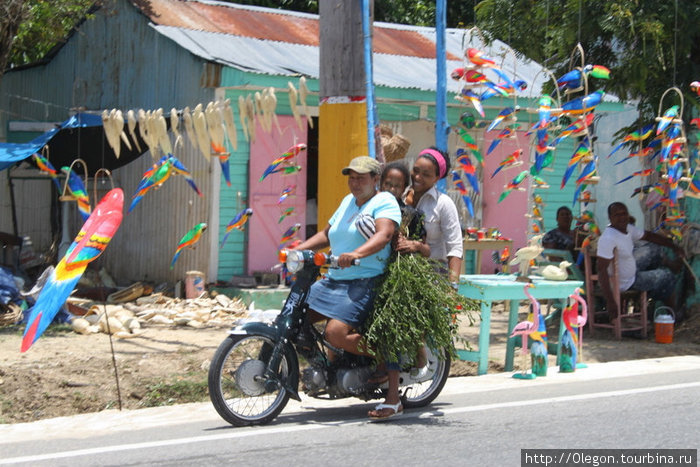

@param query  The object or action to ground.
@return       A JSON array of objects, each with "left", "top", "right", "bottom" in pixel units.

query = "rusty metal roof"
[{"left": 134, "top": 0, "right": 548, "bottom": 93}]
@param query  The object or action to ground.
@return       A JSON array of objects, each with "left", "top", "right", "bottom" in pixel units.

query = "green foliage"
[
  {"left": 474, "top": 0, "right": 700, "bottom": 126},
  {"left": 363, "top": 252, "right": 478, "bottom": 365},
  {"left": 9, "top": 0, "right": 95, "bottom": 67},
  {"left": 141, "top": 378, "right": 208, "bottom": 407}
]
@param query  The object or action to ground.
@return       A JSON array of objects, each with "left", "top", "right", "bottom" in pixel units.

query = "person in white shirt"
[{"left": 597, "top": 202, "right": 683, "bottom": 321}]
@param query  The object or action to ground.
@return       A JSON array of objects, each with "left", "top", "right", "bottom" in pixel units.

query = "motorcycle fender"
[{"left": 228, "top": 321, "right": 301, "bottom": 401}]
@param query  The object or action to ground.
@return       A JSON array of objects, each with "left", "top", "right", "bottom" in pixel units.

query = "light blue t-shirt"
[{"left": 327, "top": 191, "right": 401, "bottom": 280}]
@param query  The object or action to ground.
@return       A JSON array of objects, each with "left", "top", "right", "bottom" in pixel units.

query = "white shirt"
[
  {"left": 596, "top": 223, "right": 644, "bottom": 291},
  {"left": 414, "top": 185, "right": 463, "bottom": 261}
]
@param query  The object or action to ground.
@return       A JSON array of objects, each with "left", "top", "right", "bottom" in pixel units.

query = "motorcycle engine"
[
  {"left": 301, "top": 366, "right": 327, "bottom": 396},
  {"left": 334, "top": 366, "right": 374, "bottom": 396}
]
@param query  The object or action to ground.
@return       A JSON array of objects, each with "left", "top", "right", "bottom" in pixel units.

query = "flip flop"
[{"left": 368, "top": 402, "right": 403, "bottom": 422}]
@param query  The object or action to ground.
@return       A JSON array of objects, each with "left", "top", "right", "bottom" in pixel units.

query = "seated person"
[
  {"left": 596, "top": 202, "right": 684, "bottom": 320},
  {"left": 542, "top": 206, "right": 576, "bottom": 257}
]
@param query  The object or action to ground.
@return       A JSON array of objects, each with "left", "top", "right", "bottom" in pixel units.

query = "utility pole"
[{"left": 317, "top": 0, "right": 370, "bottom": 226}]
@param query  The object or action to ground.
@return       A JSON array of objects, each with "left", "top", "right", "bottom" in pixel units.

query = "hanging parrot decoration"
[
  {"left": 606, "top": 123, "right": 655, "bottom": 158},
  {"left": 480, "top": 80, "right": 527, "bottom": 102},
  {"left": 551, "top": 113, "right": 594, "bottom": 147},
  {"left": 220, "top": 208, "right": 253, "bottom": 248},
  {"left": 169, "top": 154, "right": 202, "bottom": 196},
  {"left": 491, "top": 149, "right": 523, "bottom": 178},
  {"left": 211, "top": 142, "right": 232, "bottom": 187},
  {"left": 456, "top": 131, "right": 483, "bottom": 164},
  {"left": 561, "top": 90, "right": 604, "bottom": 116},
  {"left": 451, "top": 172, "right": 475, "bottom": 217},
  {"left": 171, "top": 223, "right": 207, "bottom": 268},
  {"left": 32, "top": 153, "right": 61, "bottom": 191},
  {"left": 498, "top": 170, "right": 529, "bottom": 203},
  {"left": 656, "top": 105, "right": 679, "bottom": 135},
  {"left": 486, "top": 125, "right": 518, "bottom": 156},
  {"left": 466, "top": 48, "right": 499, "bottom": 68},
  {"left": 487, "top": 106, "right": 519, "bottom": 132},
  {"left": 454, "top": 154, "right": 479, "bottom": 192},
  {"left": 279, "top": 223, "right": 301, "bottom": 250},
  {"left": 61, "top": 166, "right": 91, "bottom": 221},
  {"left": 278, "top": 185, "right": 296, "bottom": 205},
  {"left": 615, "top": 168, "right": 654, "bottom": 185},
  {"left": 457, "top": 89, "right": 486, "bottom": 117},
  {"left": 21, "top": 188, "right": 124, "bottom": 352},
  {"left": 278, "top": 207, "right": 295, "bottom": 224},
  {"left": 259, "top": 143, "right": 307, "bottom": 182}
]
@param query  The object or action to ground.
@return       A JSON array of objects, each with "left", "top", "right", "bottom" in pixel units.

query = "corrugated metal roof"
[{"left": 137, "top": 0, "right": 551, "bottom": 94}]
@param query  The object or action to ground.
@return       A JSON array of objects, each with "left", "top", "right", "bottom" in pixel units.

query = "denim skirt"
[{"left": 306, "top": 276, "right": 380, "bottom": 329}]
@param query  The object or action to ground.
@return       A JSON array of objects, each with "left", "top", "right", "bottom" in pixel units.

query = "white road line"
[{"left": 2, "top": 381, "right": 699, "bottom": 465}]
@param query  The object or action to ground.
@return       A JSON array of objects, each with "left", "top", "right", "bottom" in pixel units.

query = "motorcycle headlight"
[{"left": 285, "top": 249, "right": 305, "bottom": 273}]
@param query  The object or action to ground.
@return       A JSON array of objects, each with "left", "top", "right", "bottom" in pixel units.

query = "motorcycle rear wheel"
[
  {"left": 208, "top": 334, "right": 292, "bottom": 426},
  {"left": 400, "top": 345, "right": 450, "bottom": 408}
]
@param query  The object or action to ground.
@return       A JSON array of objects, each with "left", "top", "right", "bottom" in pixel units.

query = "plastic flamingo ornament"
[
  {"left": 32, "top": 153, "right": 61, "bottom": 191},
  {"left": 220, "top": 208, "right": 253, "bottom": 248},
  {"left": 21, "top": 188, "right": 124, "bottom": 352},
  {"left": 171, "top": 222, "right": 207, "bottom": 268},
  {"left": 510, "top": 283, "right": 540, "bottom": 379},
  {"left": 61, "top": 166, "right": 91, "bottom": 221},
  {"left": 570, "top": 288, "right": 588, "bottom": 368},
  {"left": 560, "top": 297, "right": 579, "bottom": 372}
]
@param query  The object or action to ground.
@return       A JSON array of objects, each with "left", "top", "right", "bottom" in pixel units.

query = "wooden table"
[
  {"left": 456, "top": 274, "right": 584, "bottom": 375},
  {"left": 462, "top": 238, "right": 513, "bottom": 274}
]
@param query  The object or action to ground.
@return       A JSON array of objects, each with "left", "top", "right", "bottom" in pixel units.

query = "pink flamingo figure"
[
  {"left": 510, "top": 283, "right": 540, "bottom": 378},
  {"left": 569, "top": 288, "right": 588, "bottom": 366}
]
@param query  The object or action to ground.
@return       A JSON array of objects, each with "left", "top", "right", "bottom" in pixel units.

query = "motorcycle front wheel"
[
  {"left": 400, "top": 345, "right": 451, "bottom": 409},
  {"left": 208, "top": 334, "right": 292, "bottom": 426}
]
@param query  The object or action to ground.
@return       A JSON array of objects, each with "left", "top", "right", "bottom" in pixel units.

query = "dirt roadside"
[{"left": 1, "top": 300, "right": 699, "bottom": 425}]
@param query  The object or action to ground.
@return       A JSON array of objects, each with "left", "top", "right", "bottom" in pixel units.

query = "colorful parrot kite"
[
  {"left": 171, "top": 222, "right": 207, "bottom": 268},
  {"left": 220, "top": 208, "right": 253, "bottom": 248},
  {"left": 61, "top": 166, "right": 91, "bottom": 221},
  {"left": 32, "top": 153, "right": 61, "bottom": 191},
  {"left": 279, "top": 223, "right": 301, "bottom": 250},
  {"left": 21, "top": 188, "right": 124, "bottom": 352}
]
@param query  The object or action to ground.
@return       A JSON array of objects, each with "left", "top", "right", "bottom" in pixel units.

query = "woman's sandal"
[{"left": 368, "top": 401, "right": 403, "bottom": 421}]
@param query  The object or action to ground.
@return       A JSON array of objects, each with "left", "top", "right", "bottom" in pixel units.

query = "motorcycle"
[{"left": 208, "top": 249, "right": 451, "bottom": 426}]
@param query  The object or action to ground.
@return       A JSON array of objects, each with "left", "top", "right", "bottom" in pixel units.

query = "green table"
[{"left": 457, "top": 274, "right": 584, "bottom": 375}]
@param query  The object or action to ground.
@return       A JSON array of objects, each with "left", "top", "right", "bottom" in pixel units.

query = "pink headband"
[{"left": 419, "top": 148, "right": 447, "bottom": 178}]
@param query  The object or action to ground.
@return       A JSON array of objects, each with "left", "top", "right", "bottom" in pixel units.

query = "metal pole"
[
  {"left": 361, "top": 0, "right": 376, "bottom": 159},
  {"left": 436, "top": 0, "right": 448, "bottom": 191}
]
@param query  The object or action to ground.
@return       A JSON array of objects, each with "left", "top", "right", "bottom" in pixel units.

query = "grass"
[{"left": 140, "top": 376, "right": 209, "bottom": 407}]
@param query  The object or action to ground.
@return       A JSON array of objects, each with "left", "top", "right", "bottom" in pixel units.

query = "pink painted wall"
[
  {"left": 247, "top": 116, "right": 308, "bottom": 274},
  {"left": 480, "top": 130, "right": 530, "bottom": 273}
]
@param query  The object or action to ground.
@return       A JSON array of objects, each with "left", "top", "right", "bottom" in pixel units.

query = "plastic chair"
[{"left": 583, "top": 245, "right": 648, "bottom": 339}]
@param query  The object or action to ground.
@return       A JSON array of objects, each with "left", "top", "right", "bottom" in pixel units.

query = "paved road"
[{"left": 1, "top": 356, "right": 699, "bottom": 466}]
